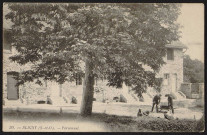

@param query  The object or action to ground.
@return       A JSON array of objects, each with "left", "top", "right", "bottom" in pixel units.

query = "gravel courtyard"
[{"left": 3, "top": 101, "right": 204, "bottom": 132}]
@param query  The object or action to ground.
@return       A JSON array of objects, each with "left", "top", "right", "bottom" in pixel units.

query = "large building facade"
[
  {"left": 3, "top": 28, "right": 187, "bottom": 105},
  {"left": 157, "top": 41, "right": 187, "bottom": 95}
]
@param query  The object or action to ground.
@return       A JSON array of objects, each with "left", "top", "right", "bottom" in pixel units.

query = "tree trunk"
[{"left": 80, "top": 55, "right": 94, "bottom": 116}]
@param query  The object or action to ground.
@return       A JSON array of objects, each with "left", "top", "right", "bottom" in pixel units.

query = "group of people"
[
  {"left": 137, "top": 93, "right": 174, "bottom": 117},
  {"left": 151, "top": 93, "right": 174, "bottom": 114}
]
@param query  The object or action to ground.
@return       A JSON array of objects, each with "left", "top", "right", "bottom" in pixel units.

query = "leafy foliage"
[
  {"left": 183, "top": 55, "right": 204, "bottom": 83},
  {"left": 5, "top": 3, "right": 181, "bottom": 95}
]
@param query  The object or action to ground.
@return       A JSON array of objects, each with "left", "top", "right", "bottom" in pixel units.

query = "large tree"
[{"left": 5, "top": 3, "right": 181, "bottom": 116}]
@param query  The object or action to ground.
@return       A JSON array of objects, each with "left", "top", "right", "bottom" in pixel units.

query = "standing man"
[
  {"left": 151, "top": 93, "right": 162, "bottom": 113},
  {"left": 167, "top": 94, "right": 174, "bottom": 114}
]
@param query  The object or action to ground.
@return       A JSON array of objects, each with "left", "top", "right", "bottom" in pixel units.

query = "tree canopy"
[
  {"left": 5, "top": 3, "right": 181, "bottom": 96},
  {"left": 183, "top": 55, "right": 204, "bottom": 83}
]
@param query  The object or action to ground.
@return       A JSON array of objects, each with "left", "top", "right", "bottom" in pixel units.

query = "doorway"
[
  {"left": 171, "top": 73, "right": 177, "bottom": 92},
  {"left": 7, "top": 72, "right": 19, "bottom": 100}
]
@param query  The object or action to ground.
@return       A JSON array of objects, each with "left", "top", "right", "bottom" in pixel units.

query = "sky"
[
  {"left": 3, "top": 3, "right": 204, "bottom": 62},
  {"left": 177, "top": 3, "right": 204, "bottom": 62}
]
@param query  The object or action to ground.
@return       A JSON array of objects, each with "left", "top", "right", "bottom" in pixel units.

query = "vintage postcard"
[{"left": 3, "top": 3, "right": 204, "bottom": 132}]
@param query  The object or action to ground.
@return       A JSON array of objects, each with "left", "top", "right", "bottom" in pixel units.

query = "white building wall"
[
  {"left": 157, "top": 48, "right": 184, "bottom": 95},
  {"left": 3, "top": 46, "right": 185, "bottom": 104}
]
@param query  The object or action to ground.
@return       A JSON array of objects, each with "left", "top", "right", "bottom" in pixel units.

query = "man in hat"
[
  {"left": 166, "top": 94, "right": 174, "bottom": 114},
  {"left": 151, "top": 93, "right": 162, "bottom": 113}
]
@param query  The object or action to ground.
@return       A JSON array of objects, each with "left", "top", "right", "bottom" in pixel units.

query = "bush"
[
  {"left": 37, "top": 100, "right": 46, "bottom": 104},
  {"left": 94, "top": 113, "right": 198, "bottom": 132},
  {"left": 120, "top": 94, "right": 127, "bottom": 103},
  {"left": 139, "top": 96, "right": 144, "bottom": 102},
  {"left": 71, "top": 96, "right": 77, "bottom": 104},
  {"left": 141, "top": 119, "right": 197, "bottom": 132},
  {"left": 195, "top": 115, "right": 205, "bottom": 132},
  {"left": 113, "top": 97, "right": 119, "bottom": 102},
  {"left": 47, "top": 97, "right": 53, "bottom": 105}
]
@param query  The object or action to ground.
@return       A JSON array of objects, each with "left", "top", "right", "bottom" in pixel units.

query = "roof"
[{"left": 165, "top": 41, "right": 188, "bottom": 49}]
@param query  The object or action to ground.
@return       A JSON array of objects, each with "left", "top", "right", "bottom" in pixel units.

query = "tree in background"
[
  {"left": 5, "top": 3, "right": 181, "bottom": 116},
  {"left": 183, "top": 55, "right": 204, "bottom": 83}
]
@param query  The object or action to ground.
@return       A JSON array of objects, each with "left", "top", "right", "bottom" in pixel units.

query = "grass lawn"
[
  {"left": 89, "top": 113, "right": 203, "bottom": 132},
  {"left": 3, "top": 111, "right": 204, "bottom": 132},
  {"left": 188, "top": 105, "right": 204, "bottom": 112}
]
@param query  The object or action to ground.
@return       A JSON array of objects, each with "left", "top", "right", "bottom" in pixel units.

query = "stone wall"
[
  {"left": 61, "top": 81, "right": 83, "bottom": 103},
  {"left": 20, "top": 82, "right": 49, "bottom": 104},
  {"left": 157, "top": 48, "right": 184, "bottom": 95},
  {"left": 3, "top": 50, "right": 22, "bottom": 101},
  {"left": 195, "top": 83, "right": 204, "bottom": 107},
  {"left": 180, "top": 83, "right": 204, "bottom": 99},
  {"left": 180, "top": 83, "right": 192, "bottom": 98},
  {"left": 199, "top": 83, "right": 204, "bottom": 99},
  {"left": 3, "top": 46, "right": 185, "bottom": 104},
  {"left": 60, "top": 80, "right": 122, "bottom": 103},
  {"left": 3, "top": 48, "right": 50, "bottom": 104}
]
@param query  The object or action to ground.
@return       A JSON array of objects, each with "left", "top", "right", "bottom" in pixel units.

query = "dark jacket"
[
  {"left": 168, "top": 95, "right": 173, "bottom": 105},
  {"left": 153, "top": 95, "right": 161, "bottom": 104}
]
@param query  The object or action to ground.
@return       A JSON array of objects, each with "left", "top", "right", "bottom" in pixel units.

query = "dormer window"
[{"left": 167, "top": 48, "right": 174, "bottom": 60}]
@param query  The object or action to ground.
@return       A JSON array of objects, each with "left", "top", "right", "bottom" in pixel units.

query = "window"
[
  {"left": 167, "top": 48, "right": 174, "bottom": 60},
  {"left": 163, "top": 73, "right": 170, "bottom": 85}
]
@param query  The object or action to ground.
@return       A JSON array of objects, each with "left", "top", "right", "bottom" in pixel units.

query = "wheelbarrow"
[
  {"left": 158, "top": 97, "right": 175, "bottom": 113},
  {"left": 158, "top": 105, "right": 176, "bottom": 113},
  {"left": 159, "top": 105, "right": 170, "bottom": 112}
]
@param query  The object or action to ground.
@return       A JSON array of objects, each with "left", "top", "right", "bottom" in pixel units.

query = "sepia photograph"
[{"left": 2, "top": 3, "right": 204, "bottom": 132}]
